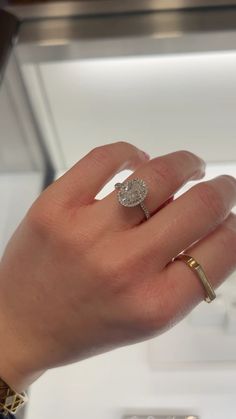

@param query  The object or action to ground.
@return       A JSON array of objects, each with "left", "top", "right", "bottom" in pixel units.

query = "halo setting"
[{"left": 115, "top": 178, "right": 148, "bottom": 207}]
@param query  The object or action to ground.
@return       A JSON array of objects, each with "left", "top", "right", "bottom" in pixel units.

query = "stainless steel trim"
[
  {"left": 12, "top": 53, "right": 55, "bottom": 187},
  {"left": 5, "top": 0, "right": 236, "bottom": 20},
  {"left": 16, "top": 6, "right": 236, "bottom": 48},
  {"left": 0, "top": 12, "right": 55, "bottom": 185},
  {"left": 0, "top": 11, "right": 55, "bottom": 185},
  {"left": 0, "top": 9, "right": 19, "bottom": 84},
  {"left": 0, "top": 51, "right": 55, "bottom": 184}
]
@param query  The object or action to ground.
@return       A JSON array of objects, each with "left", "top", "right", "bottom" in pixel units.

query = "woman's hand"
[{"left": 0, "top": 142, "right": 236, "bottom": 392}]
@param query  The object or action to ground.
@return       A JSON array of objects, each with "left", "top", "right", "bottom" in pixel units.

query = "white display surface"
[{"left": 25, "top": 340, "right": 236, "bottom": 419}]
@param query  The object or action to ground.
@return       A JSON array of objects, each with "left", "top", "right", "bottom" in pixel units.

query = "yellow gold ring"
[{"left": 173, "top": 253, "right": 216, "bottom": 303}]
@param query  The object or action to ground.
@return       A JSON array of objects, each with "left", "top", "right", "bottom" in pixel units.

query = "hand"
[{"left": 0, "top": 142, "right": 236, "bottom": 392}]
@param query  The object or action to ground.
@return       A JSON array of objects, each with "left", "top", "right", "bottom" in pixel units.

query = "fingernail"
[
  {"left": 193, "top": 153, "right": 206, "bottom": 171},
  {"left": 199, "top": 166, "right": 206, "bottom": 178},
  {"left": 201, "top": 158, "right": 206, "bottom": 168},
  {"left": 198, "top": 158, "right": 206, "bottom": 174},
  {"left": 138, "top": 150, "right": 150, "bottom": 160}
]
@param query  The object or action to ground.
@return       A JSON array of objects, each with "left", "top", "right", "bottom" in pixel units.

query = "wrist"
[
  {"left": 0, "top": 300, "right": 45, "bottom": 393},
  {"left": 0, "top": 263, "right": 47, "bottom": 392},
  {"left": 0, "top": 364, "right": 45, "bottom": 394},
  {"left": 0, "top": 323, "right": 46, "bottom": 393}
]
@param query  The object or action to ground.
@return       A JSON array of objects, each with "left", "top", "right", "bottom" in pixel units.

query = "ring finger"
[{"left": 99, "top": 150, "right": 205, "bottom": 229}]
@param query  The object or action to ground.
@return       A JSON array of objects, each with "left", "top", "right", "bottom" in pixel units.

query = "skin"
[{"left": 0, "top": 141, "right": 236, "bottom": 393}]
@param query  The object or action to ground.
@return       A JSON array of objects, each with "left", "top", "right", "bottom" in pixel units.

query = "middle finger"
[{"left": 99, "top": 150, "right": 205, "bottom": 229}]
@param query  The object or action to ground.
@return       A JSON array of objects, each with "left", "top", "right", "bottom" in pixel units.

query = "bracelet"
[{"left": 0, "top": 377, "right": 28, "bottom": 416}]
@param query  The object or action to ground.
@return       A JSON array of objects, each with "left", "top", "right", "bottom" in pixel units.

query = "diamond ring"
[{"left": 115, "top": 178, "right": 150, "bottom": 220}]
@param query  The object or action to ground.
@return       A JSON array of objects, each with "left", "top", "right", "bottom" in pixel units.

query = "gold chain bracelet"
[{"left": 0, "top": 377, "right": 28, "bottom": 416}]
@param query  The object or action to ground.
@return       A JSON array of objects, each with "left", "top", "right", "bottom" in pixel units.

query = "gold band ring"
[{"left": 173, "top": 253, "right": 216, "bottom": 303}]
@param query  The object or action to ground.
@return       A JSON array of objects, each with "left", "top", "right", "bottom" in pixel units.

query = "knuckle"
[
  {"left": 177, "top": 149, "right": 205, "bottom": 172},
  {"left": 114, "top": 140, "right": 130, "bottom": 149},
  {"left": 26, "top": 196, "right": 71, "bottom": 244},
  {"left": 194, "top": 181, "right": 228, "bottom": 220},
  {"left": 144, "top": 299, "right": 171, "bottom": 333},
  {"left": 88, "top": 145, "right": 111, "bottom": 165},
  {"left": 115, "top": 141, "right": 140, "bottom": 157},
  {"left": 95, "top": 249, "right": 126, "bottom": 287},
  {"left": 88, "top": 141, "right": 133, "bottom": 166},
  {"left": 221, "top": 174, "right": 236, "bottom": 191},
  {"left": 97, "top": 244, "right": 141, "bottom": 292},
  {"left": 129, "top": 284, "right": 171, "bottom": 334},
  {"left": 178, "top": 149, "right": 202, "bottom": 163},
  {"left": 220, "top": 220, "right": 236, "bottom": 257},
  {"left": 113, "top": 254, "right": 137, "bottom": 282},
  {"left": 148, "top": 151, "right": 205, "bottom": 192},
  {"left": 26, "top": 200, "right": 56, "bottom": 234},
  {"left": 140, "top": 309, "right": 163, "bottom": 333},
  {"left": 132, "top": 302, "right": 170, "bottom": 335},
  {"left": 149, "top": 158, "right": 180, "bottom": 188},
  {"left": 98, "top": 259, "right": 126, "bottom": 293}
]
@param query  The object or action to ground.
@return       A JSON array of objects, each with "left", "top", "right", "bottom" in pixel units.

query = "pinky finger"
[{"left": 149, "top": 212, "right": 236, "bottom": 331}]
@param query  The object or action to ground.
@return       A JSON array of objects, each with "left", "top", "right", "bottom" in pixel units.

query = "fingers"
[
  {"left": 133, "top": 175, "right": 236, "bottom": 269},
  {"left": 99, "top": 150, "right": 205, "bottom": 228},
  {"left": 144, "top": 213, "right": 236, "bottom": 333},
  {"left": 49, "top": 142, "right": 149, "bottom": 206}
]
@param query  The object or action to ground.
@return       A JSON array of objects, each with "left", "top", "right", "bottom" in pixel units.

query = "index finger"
[{"left": 43, "top": 141, "right": 149, "bottom": 207}]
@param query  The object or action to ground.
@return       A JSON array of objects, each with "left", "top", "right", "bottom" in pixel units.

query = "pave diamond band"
[{"left": 115, "top": 178, "right": 150, "bottom": 220}]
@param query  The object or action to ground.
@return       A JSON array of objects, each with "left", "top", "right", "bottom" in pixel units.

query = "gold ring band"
[{"left": 173, "top": 253, "right": 216, "bottom": 303}]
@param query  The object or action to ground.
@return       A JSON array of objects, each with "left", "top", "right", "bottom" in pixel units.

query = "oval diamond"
[{"left": 116, "top": 178, "right": 148, "bottom": 207}]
